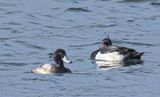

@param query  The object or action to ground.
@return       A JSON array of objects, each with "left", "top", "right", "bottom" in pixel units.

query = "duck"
[
  {"left": 32, "top": 48, "right": 72, "bottom": 74},
  {"left": 90, "top": 36, "right": 144, "bottom": 63}
]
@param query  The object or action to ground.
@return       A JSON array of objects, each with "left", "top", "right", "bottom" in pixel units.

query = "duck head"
[
  {"left": 100, "top": 35, "right": 112, "bottom": 48},
  {"left": 49, "top": 49, "right": 72, "bottom": 67}
]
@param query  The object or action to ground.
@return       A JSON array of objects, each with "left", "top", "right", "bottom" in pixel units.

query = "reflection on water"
[
  {"left": 95, "top": 60, "right": 123, "bottom": 70},
  {"left": 95, "top": 59, "right": 143, "bottom": 70}
]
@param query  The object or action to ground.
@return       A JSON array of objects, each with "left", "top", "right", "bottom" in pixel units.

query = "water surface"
[{"left": 0, "top": 0, "right": 160, "bottom": 97}]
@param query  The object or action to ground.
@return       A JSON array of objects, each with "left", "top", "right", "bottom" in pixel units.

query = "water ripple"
[
  {"left": 0, "top": 2, "right": 17, "bottom": 7},
  {"left": 21, "top": 78, "right": 58, "bottom": 83},
  {"left": 28, "top": 21, "right": 41, "bottom": 25},
  {"left": 44, "top": 25, "right": 64, "bottom": 29},
  {"left": 69, "top": 42, "right": 99, "bottom": 47},
  {"left": 66, "top": 7, "right": 91, "bottom": 12},
  {"left": 0, "top": 27, "right": 12, "bottom": 31},
  {"left": 113, "top": 40, "right": 156, "bottom": 46},
  {"left": 0, "top": 38, "right": 10, "bottom": 41},
  {"left": 11, "top": 30, "right": 22, "bottom": 33},
  {"left": 0, "top": 68, "right": 13, "bottom": 71},
  {"left": 7, "top": 22, "right": 22, "bottom": 26},
  {"left": 14, "top": 40, "right": 46, "bottom": 50},
  {"left": 118, "top": 0, "right": 154, "bottom": 3},
  {"left": 1, "top": 53, "right": 14, "bottom": 57},
  {"left": 5, "top": 11, "right": 22, "bottom": 15},
  {"left": 0, "top": 62, "right": 27, "bottom": 66},
  {"left": 26, "top": 13, "right": 39, "bottom": 20},
  {"left": 90, "top": 24, "right": 117, "bottom": 28},
  {"left": 151, "top": 2, "right": 160, "bottom": 7}
]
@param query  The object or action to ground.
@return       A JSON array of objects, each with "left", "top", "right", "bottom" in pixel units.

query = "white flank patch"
[
  {"left": 95, "top": 51, "right": 124, "bottom": 62},
  {"left": 32, "top": 64, "right": 52, "bottom": 74}
]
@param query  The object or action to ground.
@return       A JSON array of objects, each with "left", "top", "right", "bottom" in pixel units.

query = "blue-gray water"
[{"left": 0, "top": 0, "right": 160, "bottom": 97}]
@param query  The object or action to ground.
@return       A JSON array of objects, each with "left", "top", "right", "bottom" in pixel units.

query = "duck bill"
[{"left": 62, "top": 56, "right": 72, "bottom": 63}]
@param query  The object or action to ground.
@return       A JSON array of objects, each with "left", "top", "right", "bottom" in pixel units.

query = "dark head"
[
  {"left": 100, "top": 35, "right": 112, "bottom": 48},
  {"left": 50, "top": 49, "right": 72, "bottom": 66}
]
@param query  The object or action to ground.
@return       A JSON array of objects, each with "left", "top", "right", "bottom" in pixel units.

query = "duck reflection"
[{"left": 95, "top": 59, "right": 143, "bottom": 70}]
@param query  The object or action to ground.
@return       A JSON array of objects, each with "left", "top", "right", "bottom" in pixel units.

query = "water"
[{"left": 0, "top": 0, "right": 160, "bottom": 97}]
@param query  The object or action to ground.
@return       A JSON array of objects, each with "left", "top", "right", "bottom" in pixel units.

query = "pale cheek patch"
[{"left": 62, "top": 56, "right": 71, "bottom": 63}]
